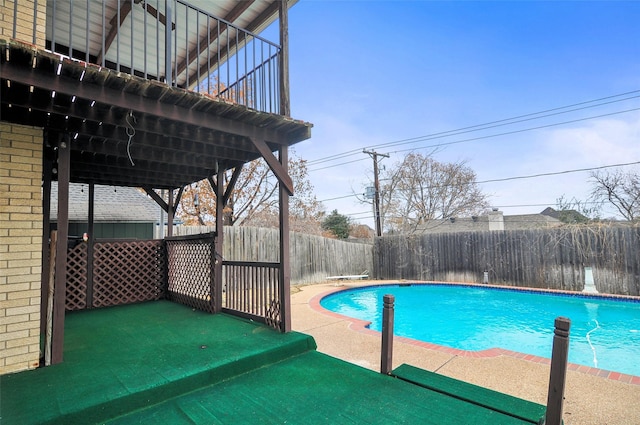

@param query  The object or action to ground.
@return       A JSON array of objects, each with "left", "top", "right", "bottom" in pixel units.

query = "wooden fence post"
[
  {"left": 544, "top": 316, "right": 571, "bottom": 425},
  {"left": 381, "top": 294, "right": 395, "bottom": 374}
]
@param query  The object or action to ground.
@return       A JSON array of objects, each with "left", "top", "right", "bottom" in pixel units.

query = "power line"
[
  {"left": 309, "top": 157, "right": 367, "bottom": 172},
  {"left": 309, "top": 106, "right": 640, "bottom": 172},
  {"left": 389, "top": 107, "right": 640, "bottom": 156},
  {"left": 306, "top": 90, "right": 640, "bottom": 166},
  {"left": 476, "top": 160, "right": 640, "bottom": 185},
  {"left": 367, "top": 94, "right": 640, "bottom": 152},
  {"left": 317, "top": 160, "right": 640, "bottom": 203},
  {"left": 318, "top": 193, "right": 359, "bottom": 202}
]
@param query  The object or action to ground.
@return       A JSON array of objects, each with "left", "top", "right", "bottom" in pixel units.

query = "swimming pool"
[{"left": 320, "top": 284, "right": 640, "bottom": 377}]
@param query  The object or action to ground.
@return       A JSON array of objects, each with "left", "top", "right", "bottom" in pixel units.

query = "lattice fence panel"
[
  {"left": 66, "top": 243, "right": 88, "bottom": 311},
  {"left": 166, "top": 238, "right": 215, "bottom": 313},
  {"left": 92, "top": 240, "right": 166, "bottom": 308}
]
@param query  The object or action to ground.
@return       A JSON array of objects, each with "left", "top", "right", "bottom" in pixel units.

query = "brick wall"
[
  {"left": 0, "top": 124, "right": 44, "bottom": 374},
  {"left": 1, "top": 0, "right": 47, "bottom": 375},
  {"left": 0, "top": 0, "right": 47, "bottom": 46}
]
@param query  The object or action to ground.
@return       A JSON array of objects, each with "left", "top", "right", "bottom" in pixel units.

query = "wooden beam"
[
  {"left": 0, "top": 86, "right": 266, "bottom": 157},
  {"left": 207, "top": 175, "right": 218, "bottom": 196},
  {"left": 86, "top": 183, "right": 95, "bottom": 308},
  {"left": 214, "top": 168, "right": 224, "bottom": 313},
  {"left": 1, "top": 60, "right": 291, "bottom": 144},
  {"left": 52, "top": 133, "right": 71, "bottom": 364},
  {"left": 178, "top": 1, "right": 255, "bottom": 82},
  {"left": 167, "top": 189, "right": 174, "bottom": 237},
  {"left": 223, "top": 165, "right": 243, "bottom": 206},
  {"left": 249, "top": 137, "right": 293, "bottom": 195},
  {"left": 143, "top": 186, "right": 168, "bottom": 212},
  {"left": 139, "top": 0, "right": 175, "bottom": 30},
  {"left": 245, "top": 2, "right": 280, "bottom": 34},
  {"left": 279, "top": 0, "right": 290, "bottom": 116},
  {"left": 96, "top": 0, "right": 133, "bottom": 66},
  {"left": 278, "top": 145, "right": 291, "bottom": 332},
  {"left": 174, "top": 186, "right": 185, "bottom": 210}
]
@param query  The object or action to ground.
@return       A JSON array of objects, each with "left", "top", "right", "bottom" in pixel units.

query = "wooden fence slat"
[{"left": 374, "top": 226, "right": 640, "bottom": 296}]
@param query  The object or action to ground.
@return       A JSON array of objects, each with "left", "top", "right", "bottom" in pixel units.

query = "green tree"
[{"left": 321, "top": 210, "right": 351, "bottom": 239}]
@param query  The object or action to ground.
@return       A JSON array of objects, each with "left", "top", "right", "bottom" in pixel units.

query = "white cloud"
[{"left": 481, "top": 113, "right": 640, "bottom": 216}]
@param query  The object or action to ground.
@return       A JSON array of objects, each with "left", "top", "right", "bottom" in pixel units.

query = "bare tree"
[
  {"left": 380, "top": 152, "right": 490, "bottom": 233},
  {"left": 178, "top": 151, "right": 325, "bottom": 232},
  {"left": 554, "top": 195, "right": 598, "bottom": 223},
  {"left": 589, "top": 169, "right": 640, "bottom": 221}
]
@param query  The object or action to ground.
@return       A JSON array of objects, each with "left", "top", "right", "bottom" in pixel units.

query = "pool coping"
[{"left": 309, "top": 281, "right": 640, "bottom": 386}]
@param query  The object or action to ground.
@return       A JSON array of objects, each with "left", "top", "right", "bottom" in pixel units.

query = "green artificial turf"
[
  {"left": 392, "top": 363, "right": 546, "bottom": 423},
  {"left": 107, "top": 351, "right": 539, "bottom": 425},
  {"left": 1, "top": 300, "right": 545, "bottom": 425},
  {"left": 0, "top": 301, "right": 315, "bottom": 425}
]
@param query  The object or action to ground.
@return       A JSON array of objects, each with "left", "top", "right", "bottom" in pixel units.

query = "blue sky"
[{"left": 281, "top": 1, "right": 640, "bottom": 226}]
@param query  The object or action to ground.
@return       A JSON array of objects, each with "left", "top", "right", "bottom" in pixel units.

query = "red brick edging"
[{"left": 308, "top": 283, "right": 640, "bottom": 386}]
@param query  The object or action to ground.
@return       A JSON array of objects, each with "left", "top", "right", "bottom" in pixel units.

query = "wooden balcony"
[
  {"left": 1, "top": 0, "right": 311, "bottom": 365},
  {"left": 41, "top": 0, "right": 289, "bottom": 113}
]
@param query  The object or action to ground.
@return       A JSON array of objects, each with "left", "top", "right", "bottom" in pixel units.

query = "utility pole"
[{"left": 363, "top": 149, "right": 389, "bottom": 237}]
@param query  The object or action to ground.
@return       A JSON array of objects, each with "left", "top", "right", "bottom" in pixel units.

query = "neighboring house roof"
[
  {"left": 503, "top": 213, "right": 563, "bottom": 230},
  {"left": 415, "top": 209, "right": 563, "bottom": 234},
  {"left": 540, "top": 207, "right": 589, "bottom": 223},
  {"left": 50, "top": 183, "right": 160, "bottom": 223}
]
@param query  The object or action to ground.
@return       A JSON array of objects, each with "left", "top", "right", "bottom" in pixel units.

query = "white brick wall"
[{"left": 0, "top": 123, "right": 44, "bottom": 374}]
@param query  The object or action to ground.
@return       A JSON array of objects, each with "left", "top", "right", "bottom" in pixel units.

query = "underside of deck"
[{"left": 1, "top": 301, "right": 544, "bottom": 425}]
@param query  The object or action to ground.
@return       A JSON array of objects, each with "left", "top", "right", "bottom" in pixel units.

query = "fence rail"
[{"left": 24, "top": 0, "right": 282, "bottom": 113}]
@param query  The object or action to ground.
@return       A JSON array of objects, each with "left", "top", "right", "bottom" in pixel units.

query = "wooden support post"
[
  {"left": 278, "top": 0, "right": 290, "bottom": 117},
  {"left": 381, "top": 294, "right": 395, "bottom": 374},
  {"left": 86, "top": 183, "right": 95, "bottom": 308},
  {"left": 52, "top": 134, "right": 71, "bottom": 364},
  {"left": 278, "top": 146, "right": 291, "bottom": 332},
  {"left": 45, "top": 231, "right": 57, "bottom": 366},
  {"left": 544, "top": 317, "right": 571, "bottom": 425},
  {"left": 214, "top": 169, "right": 224, "bottom": 313},
  {"left": 167, "top": 189, "right": 174, "bottom": 237}
]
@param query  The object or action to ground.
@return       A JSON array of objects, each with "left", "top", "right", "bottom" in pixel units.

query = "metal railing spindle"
[
  {"left": 85, "top": 0, "right": 90, "bottom": 62},
  {"left": 101, "top": 1, "right": 105, "bottom": 67},
  {"left": 69, "top": 1, "right": 73, "bottom": 58},
  {"left": 116, "top": 0, "right": 120, "bottom": 71},
  {"left": 130, "top": 0, "right": 134, "bottom": 75}
]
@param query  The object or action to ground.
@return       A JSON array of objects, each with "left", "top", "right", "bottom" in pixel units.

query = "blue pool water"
[{"left": 320, "top": 284, "right": 640, "bottom": 377}]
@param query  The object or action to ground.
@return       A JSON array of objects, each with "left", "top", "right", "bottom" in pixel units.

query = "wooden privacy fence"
[
  {"left": 374, "top": 226, "right": 640, "bottom": 296},
  {"left": 174, "top": 226, "right": 374, "bottom": 284}
]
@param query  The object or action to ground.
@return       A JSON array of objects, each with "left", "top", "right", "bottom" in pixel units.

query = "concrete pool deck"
[{"left": 291, "top": 281, "right": 640, "bottom": 425}]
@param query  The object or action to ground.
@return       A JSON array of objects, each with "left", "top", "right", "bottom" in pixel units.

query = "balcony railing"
[
  {"left": 222, "top": 261, "right": 282, "bottom": 329},
  {"left": 14, "top": 0, "right": 282, "bottom": 113}
]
